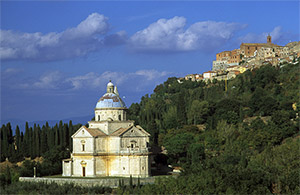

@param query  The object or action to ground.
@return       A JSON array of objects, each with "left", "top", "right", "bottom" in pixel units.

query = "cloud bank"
[
  {"left": 129, "top": 16, "right": 247, "bottom": 52},
  {"left": 2, "top": 13, "right": 294, "bottom": 62},
  {"left": 5, "top": 69, "right": 171, "bottom": 93},
  {"left": 0, "top": 13, "right": 126, "bottom": 62},
  {"left": 1, "top": 14, "right": 248, "bottom": 61}
]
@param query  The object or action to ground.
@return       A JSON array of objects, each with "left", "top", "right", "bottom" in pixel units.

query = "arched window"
[
  {"left": 118, "top": 114, "right": 121, "bottom": 121},
  {"left": 98, "top": 115, "right": 100, "bottom": 121}
]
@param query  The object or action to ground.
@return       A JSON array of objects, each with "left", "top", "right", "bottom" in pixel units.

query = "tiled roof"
[
  {"left": 203, "top": 71, "right": 217, "bottom": 73},
  {"left": 82, "top": 126, "right": 107, "bottom": 137},
  {"left": 240, "top": 43, "right": 279, "bottom": 47},
  {"left": 110, "top": 126, "right": 132, "bottom": 136}
]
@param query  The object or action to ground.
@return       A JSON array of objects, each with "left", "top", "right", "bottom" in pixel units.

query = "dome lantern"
[{"left": 107, "top": 80, "right": 114, "bottom": 93}]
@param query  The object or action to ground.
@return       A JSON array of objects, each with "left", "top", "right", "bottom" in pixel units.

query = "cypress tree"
[
  {"left": 40, "top": 125, "right": 48, "bottom": 155},
  {"left": 6, "top": 123, "right": 13, "bottom": 144},
  {"left": 54, "top": 124, "right": 59, "bottom": 146},
  {"left": 9, "top": 143, "right": 15, "bottom": 162},
  {"left": 63, "top": 123, "right": 69, "bottom": 147},
  {"left": 35, "top": 125, "right": 41, "bottom": 157},
  {"left": 24, "top": 122, "right": 30, "bottom": 157},
  {"left": 15, "top": 126, "right": 21, "bottom": 158},
  {"left": 1, "top": 125, "right": 8, "bottom": 159},
  {"left": 29, "top": 127, "right": 33, "bottom": 158},
  {"left": 20, "top": 131, "right": 24, "bottom": 158},
  {"left": 15, "top": 126, "right": 20, "bottom": 150},
  {"left": 46, "top": 122, "right": 54, "bottom": 149},
  {"left": 32, "top": 124, "right": 37, "bottom": 158},
  {"left": 6, "top": 123, "right": 13, "bottom": 159},
  {"left": 68, "top": 121, "right": 73, "bottom": 151},
  {"left": 58, "top": 121, "right": 63, "bottom": 146}
]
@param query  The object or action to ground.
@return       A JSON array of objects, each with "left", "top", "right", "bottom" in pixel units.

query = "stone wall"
[{"left": 19, "top": 176, "right": 157, "bottom": 188}]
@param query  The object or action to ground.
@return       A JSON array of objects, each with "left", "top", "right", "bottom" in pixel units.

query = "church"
[{"left": 62, "top": 81, "right": 151, "bottom": 177}]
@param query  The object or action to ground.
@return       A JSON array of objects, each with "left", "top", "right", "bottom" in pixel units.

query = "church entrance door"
[{"left": 82, "top": 167, "right": 86, "bottom": 177}]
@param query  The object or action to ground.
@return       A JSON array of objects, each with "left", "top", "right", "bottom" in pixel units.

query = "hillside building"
[{"left": 62, "top": 81, "right": 151, "bottom": 177}]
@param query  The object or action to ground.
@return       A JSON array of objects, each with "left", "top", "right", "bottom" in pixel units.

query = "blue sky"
[{"left": 1, "top": 1, "right": 299, "bottom": 123}]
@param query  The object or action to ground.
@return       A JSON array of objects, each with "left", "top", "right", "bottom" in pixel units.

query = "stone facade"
[
  {"left": 203, "top": 71, "right": 217, "bottom": 80},
  {"left": 212, "top": 60, "right": 229, "bottom": 71},
  {"left": 63, "top": 81, "right": 151, "bottom": 178}
]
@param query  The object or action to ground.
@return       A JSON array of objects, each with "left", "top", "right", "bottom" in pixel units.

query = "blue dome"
[{"left": 96, "top": 93, "right": 126, "bottom": 108}]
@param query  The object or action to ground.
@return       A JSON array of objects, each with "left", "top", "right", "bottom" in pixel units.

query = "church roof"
[
  {"left": 84, "top": 126, "right": 107, "bottom": 137},
  {"left": 110, "top": 126, "right": 132, "bottom": 136},
  {"left": 240, "top": 43, "right": 279, "bottom": 47},
  {"left": 96, "top": 93, "right": 126, "bottom": 108},
  {"left": 110, "top": 125, "right": 150, "bottom": 137},
  {"left": 95, "top": 81, "right": 126, "bottom": 109}
]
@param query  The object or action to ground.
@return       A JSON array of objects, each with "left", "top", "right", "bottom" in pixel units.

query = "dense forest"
[
  {"left": 0, "top": 61, "right": 299, "bottom": 194},
  {"left": 125, "top": 61, "right": 300, "bottom": 194},
  {"left": 0, "top": 120, "right": 82, "bottom": 181}
]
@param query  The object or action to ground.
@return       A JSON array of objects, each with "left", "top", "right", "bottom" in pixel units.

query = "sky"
[{"left": 1, "top": 1, "right": 299, "bottom": 124}]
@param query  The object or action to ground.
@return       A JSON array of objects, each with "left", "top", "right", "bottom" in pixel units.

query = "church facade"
[{"left": 62, "top": 81, "right": 151, "bottom": 177}]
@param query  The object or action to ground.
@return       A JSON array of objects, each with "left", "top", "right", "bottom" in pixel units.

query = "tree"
[
  {"left": 164, "top": 132, "right": 195, "bottom": 165},
  {"left": 187, "top": 143, "right": 205, "bottom": 165},
  {"left": 40, "top": 125, "right": 48, "bottom": 155},
  {"left": 187, "top": 100, "right": 209, "bottom": 125},
  {"left": 54, "top": 125, "right": 59, "bottom": 146},
  {"left": 163, "top": 106, "right": 178, "bottom": 129},
  {"left": 58, "top": 121, "right": 63, "bottom": 146},
  {"left": 68, "top": 120, "right": 73, "bottom": 151}
]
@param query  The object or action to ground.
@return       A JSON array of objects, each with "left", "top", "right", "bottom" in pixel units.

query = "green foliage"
[
  {"left": 162, "top": 106, "right": 178, "bottom": 129},
  {"left": 0, "top": 181, "right": 112, "bottom": 194},
  {"left": 123, "top": 61, "right": 300, "bottom": 194},
  {"left": 1, "top": 120, "right": 81, "bottom": 163},
  {"left": 187, "top": 100, "right": 209, "bottom": 124}
]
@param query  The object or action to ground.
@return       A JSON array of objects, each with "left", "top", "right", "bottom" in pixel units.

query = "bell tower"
[{"left": 267, "top": 34, "right": 272, "bottom": 44}]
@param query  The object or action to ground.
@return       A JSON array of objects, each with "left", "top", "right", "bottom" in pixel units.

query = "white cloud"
[
  {"left": 3, "top": 68, "right": 23, "bottom": 74},
  {"left": 10, "top": 69, "right": 172, "bottom": 93},
  {"left": 32, "top": 71, "right": 64, "bottom": 89},
  {"left": 129, "top": 16, "right": 247, "bottom": 52},
  {"left": 17, "top": 71, "right": 70, "bottom": 89},
  {"left": 0, "top": 13, "right": 126, "bottom": 61},
  {"left": 66, "top": 72, "right": 126, "bottom": 90},
  {"left": 67, "top": 69, "right": 171, "bottom": 91}
]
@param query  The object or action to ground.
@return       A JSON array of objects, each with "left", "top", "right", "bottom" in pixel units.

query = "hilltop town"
[{"left": 179, "top": 35, "right": 300, "bottom": 82}]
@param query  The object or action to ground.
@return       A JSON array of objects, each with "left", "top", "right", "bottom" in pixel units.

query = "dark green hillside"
[
  {"left": 128, "top": 62, "right": 299, "bottom": 145},
  {"left": 124, "top": 61, "right": 299, "bottom": 194}
]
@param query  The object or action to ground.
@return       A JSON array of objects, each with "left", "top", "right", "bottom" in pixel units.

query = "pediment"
[
  {"left": 72, "top": 126, "right": 94, "bottom": 138},
  {"left": 121, "top": 125, "right": 150, "bottom": 137}
]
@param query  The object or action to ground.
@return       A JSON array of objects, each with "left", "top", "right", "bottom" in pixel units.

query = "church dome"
[
  {"left": 96, "top": 93, "right": 126, "bottom": 108},
  {"left": 95, "top": 81, "right": 126, "bottom": 109}
]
